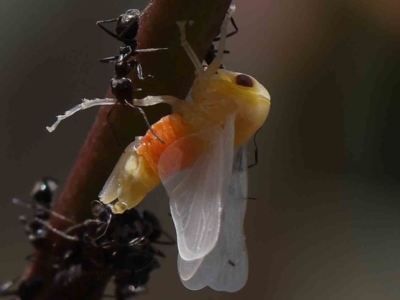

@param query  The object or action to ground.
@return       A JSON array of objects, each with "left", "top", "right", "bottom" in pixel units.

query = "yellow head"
[{"left": 191, "top": 69, "right": 271, "bottom": 147}]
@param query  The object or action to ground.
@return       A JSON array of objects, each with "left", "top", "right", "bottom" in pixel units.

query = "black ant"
[
  {"left": 47, "top": 9, "right": 167, "bottom": 145},
  {"left": 0, "top": 177, "right": 73, "bottom": 299},
  {"left": 204, "top": 17, "right": 238, "bottom": 68},
  {"left": 96, "top": 9, "right": 167, "bottom": 145},
  {"left": 12, "top": 177, "right": 75, "bottom": 250},
  {"left": 48, "top": 200, "right": 174, "bottom": 298},
  {"left": 1, "top": 178, "right": 174, "bottom": 299}
]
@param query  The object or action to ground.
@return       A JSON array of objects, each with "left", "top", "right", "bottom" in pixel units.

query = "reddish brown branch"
[{"left": 21, "top": 0, "right": 232, "bottom": 299}]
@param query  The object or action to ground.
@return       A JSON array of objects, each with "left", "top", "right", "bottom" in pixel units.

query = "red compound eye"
[{"left": 235, "top": 74, "right": 254, "bottom": 87}]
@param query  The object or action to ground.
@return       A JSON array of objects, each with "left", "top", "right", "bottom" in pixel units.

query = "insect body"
[
  {"left": 100, "top": 4, "right": 270, "bottom": 291},
  {"left": 45, "top": 4, "right": 270, "bottom": 291}
]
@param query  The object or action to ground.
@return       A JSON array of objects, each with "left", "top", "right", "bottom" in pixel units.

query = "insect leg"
[
  {"left": 106, "top": 104, "right": 123, "bottom": 149},
  {"left": 33, "top": 217, "right": 79, "bottom": 242},
  {"left": 128, "top": 60, "right": 153, "bottom": 80},
  {"left": 227, "top": 16, "right": 239, "bottom": 38},
  {"left": 213, "top": 17, "right": 239, "bottom": 41},
  {"left": 12, "top": 198, "right": 75, "bottom": 224},
  {"left": 96, "top": 19, "right": 126, "bottom": 43},
  {"left": 203, "top": 4, "right": 236, "bottom": 77},
  {"left": 124, "top": 101, "right": 165, "bottom": 144},
  {"left": 135, "top": 61, "right": 145, "bottom": 80},
  {"left": 99, "top": 55, "right": 119, "bottom": 63},
  {"left": 247, "top": 128, "right": 260, "bottom": 169}
]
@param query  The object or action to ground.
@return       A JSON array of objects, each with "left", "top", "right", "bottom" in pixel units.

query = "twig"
[{"left": 20, "top": 0, "right": 233, "bottom": 299}]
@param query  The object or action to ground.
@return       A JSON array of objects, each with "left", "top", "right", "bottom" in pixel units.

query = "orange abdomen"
[
  {"left": 137, "top": 114, "right": 205, "bottom": 178},
  {"left": 137, "top": 114, "right": 188, "bottom": 172}
]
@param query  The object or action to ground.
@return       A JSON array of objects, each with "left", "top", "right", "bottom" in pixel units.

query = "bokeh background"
[{"left": 1, "top": 0, "right": 400, "bottom": 299}]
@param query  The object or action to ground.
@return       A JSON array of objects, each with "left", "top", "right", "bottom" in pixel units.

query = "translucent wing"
[
  {"left": 158, "top": 115, "right": 235, "bottom": 261},
  {"left": 177, "top": 147, "right": 249, "bottom": 291},
  {"left": 178, "top": 240, "right": 224, "bottom": 290},
  {"left": 209, "top": 146, "right": 249, "bottom": 292}
]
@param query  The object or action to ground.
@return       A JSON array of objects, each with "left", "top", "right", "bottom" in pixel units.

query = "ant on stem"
[
  {"left": 96, "top": 9, "right": 167, "bottom": 145},
  {"left": 47, "top": 9, "right": 167, "bottom": 145}
]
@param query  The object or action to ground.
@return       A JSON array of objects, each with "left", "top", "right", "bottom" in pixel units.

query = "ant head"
[
  {"left": 116, "top": 9, "right": 140, "bottom": 40},
  {"left": 91, "top": 200, "right": 112, "bottom": 223},
  {"left": 111, "top": 77, "right": 133, "bottom": 104},
  {"left": 30, "top": 177, "right": 58, "bottom": 206}
]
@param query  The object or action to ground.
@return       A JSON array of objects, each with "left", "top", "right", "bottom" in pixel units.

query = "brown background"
[{"left": 1, "top": 0, "right": 400, "bottom": 299}]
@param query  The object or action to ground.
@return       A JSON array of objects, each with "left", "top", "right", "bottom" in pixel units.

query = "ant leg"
[
  {"left": 134, "top": 47, "right": 168, "bottom": 53},
  {"left": 97, "top": 21, "right": 140, "bottom": 45},
  {"left": 209, "top": 49, "right": 230, "bottom": 55},
  {"left": 124, "top": 101, "right": 165, "bottom": 144},
  {"left": 33, "top": 217, "right": 79, "bottom": 242},
  {"left": 227, "top": 16, "right": 239, "bottom": 38},
  {"left": 131, "top": 60, "right": 153, "bottom": 80},
  {"left": 203, "top": 5, "right": 236, "bottom": 77},
  {"left": 99, "top": 55, "right": 119, "bottom": 63},
  {"left": 12, "top": 198, "right": 75, "bottom": 224},
  {"left": 96, "top": 19, "right": 126, "bottom": 43},
  {"left": 213, "top": 17, "right": 239, "bottom": 41},
  {"left": 136, "top": 61, "right": 145, "bottom": 80},
  {"left": 248, "top": 128, "right": 261, "bottom": 169},
  {"left": 64, "top": 219, "right": 101, "bottom": 235},
  {"left": 106, "top": 104, "right": 123, "bottom": 150},
  {"left": 97, "top": 18, "right": 118, "bottom": 24}
]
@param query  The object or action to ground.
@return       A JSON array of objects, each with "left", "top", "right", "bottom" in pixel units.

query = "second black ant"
[{"left": 96, "top": 9, "right": 167, "bottom": 145}]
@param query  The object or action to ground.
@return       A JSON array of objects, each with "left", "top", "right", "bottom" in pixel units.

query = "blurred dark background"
[{"left": 1, "top": 0, "right": 400, "bottom": 299}]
